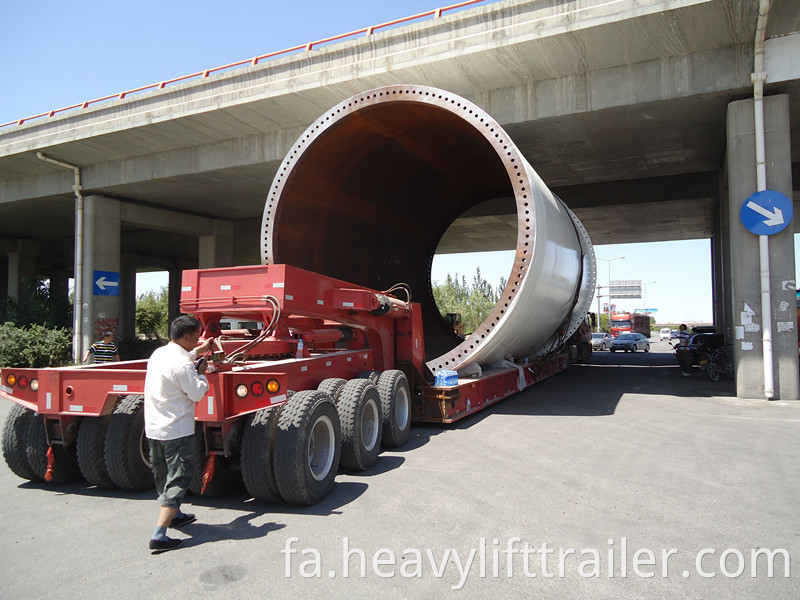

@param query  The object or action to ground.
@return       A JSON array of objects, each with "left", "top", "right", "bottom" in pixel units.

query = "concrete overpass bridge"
[{"left": 0, "top": 0, "right": 798, "bottom": 398}]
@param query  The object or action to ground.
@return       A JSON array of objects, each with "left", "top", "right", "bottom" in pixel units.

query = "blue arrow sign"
[
  {"left": 740, "top": 190, "right": 792, "bottom": 235},
  {"left": 93, "top": 270, "right": 120, "bottom": 296}
]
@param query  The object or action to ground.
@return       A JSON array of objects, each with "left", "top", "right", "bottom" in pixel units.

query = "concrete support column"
[
  {"left": 0, "top": 255, "right": 8, "bottom": 311},
  {"left": 169, "top": 266, "right": 183, "bottom": 324},
  {"left": 48, "top": 268, "right": 71, "bottom": 328},
  {"left": 724, "top": 95, "right": 797, "bottom": 400},
  {"left": 120, "top": 253, "right": 138, "bottom": 341},
  {"left": 81, "top": 195, "right": 122, "bottom": 354},
  {"left": 7, "top": 239, "right": 39, "bottom": 302},
  {"left": 199, "top": 219, "right": 234, "bottom": 268}
]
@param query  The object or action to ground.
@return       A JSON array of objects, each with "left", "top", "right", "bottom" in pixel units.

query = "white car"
[{"left": 659, "top": 328, "right": 672, "bottom": 341}]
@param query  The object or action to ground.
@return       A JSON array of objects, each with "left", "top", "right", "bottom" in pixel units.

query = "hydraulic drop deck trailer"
[{"left": 1, "top": 263, "right": 575, "bottom": 505}]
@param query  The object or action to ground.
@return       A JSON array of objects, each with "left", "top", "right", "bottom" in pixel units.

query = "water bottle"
[{"left": 295, "top": 339, "right": 304, "bottom": 359}]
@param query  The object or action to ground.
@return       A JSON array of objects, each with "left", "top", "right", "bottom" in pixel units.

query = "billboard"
[{"left": 610, "top": 280, "right": 642, "bottom": 299}]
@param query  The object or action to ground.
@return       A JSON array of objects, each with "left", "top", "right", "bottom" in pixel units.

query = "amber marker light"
[
  {"left": 6, "top": 374, "right": 16, "bottom": 387},
  {"left": 266, "top": 379, "right": 281, "bottom": 394}
]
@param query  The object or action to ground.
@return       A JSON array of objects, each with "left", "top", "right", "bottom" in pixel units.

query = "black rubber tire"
[
  {"left": 318, "top": 378, "right": 347, "bottom": 404},
  {"left": 645, "top": 344, "right": 650, "bottom": 353},
  {"left": 2, "top": 403, "right": 40, "bottom": 481},
  {"left": 601, "top": 343, "right": 607, "bottom": 351},
  {"left": 241, "top": 408, "right": 283, "bottom": 502},
  {"left": 337, "top": 379, "right": 382, "bottom": 471},
  {"left": 189, "top": 423, "right": 243, "bottom": 497},
  {"left": 25, "top": 414, "right": 83, "bottom": 484},
  {"left": 707, "top": 361, "right": 720, "bottom": 382},
  {"left": 376, "top": 370, "right": 411, "bottom": 448},
  {"left": 611, "top": 349, "right": 616, "bottom": 353},
  {"left": 358, "top": 370, "right": 381, "bottom": 385},
  {"left": 77, "top": 416, "right": 116, "bottom": 488},
  {"left": 104, "top": 395, "right": 154, "bottom": 491},
  {"left": 273, "top": 391, "right": 341, "bottom": 505}
]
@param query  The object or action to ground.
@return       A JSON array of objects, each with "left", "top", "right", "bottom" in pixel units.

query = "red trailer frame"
[{"left": 1, "top": 264, "right": 571, "bottom": 504}]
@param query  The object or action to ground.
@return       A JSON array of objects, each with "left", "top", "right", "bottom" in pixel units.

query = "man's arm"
[{"left": 175, "top": 363, "right": 210, "bottom": 403}]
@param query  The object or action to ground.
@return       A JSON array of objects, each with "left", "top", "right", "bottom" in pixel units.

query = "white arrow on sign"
[
  {"left": 96, "top": 276, "right": 119, "bottom": 291},
  {"left": 746, "top": 200, "right": 784, "bottom": 226}
]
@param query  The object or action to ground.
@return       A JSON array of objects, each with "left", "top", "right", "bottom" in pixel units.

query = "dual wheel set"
[{"left": 1, "top": 369, "right": 412, "bottom": 506}]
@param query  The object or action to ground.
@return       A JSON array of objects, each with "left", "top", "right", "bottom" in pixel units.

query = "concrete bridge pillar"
[
  {"left": 120, "top": 253, "right": 138, "bottom": 341},
  {"left": 199, "top": 219, "right": 234, "bottom": 268},
  {"left": 7, "top": 239, "right": 39, "bottom": 303},
  {"left": 80, "top": 195, "right": 122, "bottom": 355},
  {"left": 0, "top": 254, "right": 9, "bottom": 310},
  {"left": 723, "top": 94, "right": 797, "bottom": 400}
]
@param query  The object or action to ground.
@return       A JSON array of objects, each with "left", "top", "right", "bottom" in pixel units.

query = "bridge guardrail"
[{"left": 1, "top": 0, "right": 487, "bottom": 129}]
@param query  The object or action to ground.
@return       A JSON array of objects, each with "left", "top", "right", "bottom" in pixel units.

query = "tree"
[
  {"left": 136, "top": 287, "right": 169, "bottom": 339},
  {"left": 432, "top": 267, "right": 503, "bottom": 334},
  {"left": 1, "top": 278, "right": 72, "bottom": 329}
]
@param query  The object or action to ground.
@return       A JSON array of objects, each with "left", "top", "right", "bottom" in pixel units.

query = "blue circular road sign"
[{"left": 740, "top": 190, "right": 793, "bottom": 235}]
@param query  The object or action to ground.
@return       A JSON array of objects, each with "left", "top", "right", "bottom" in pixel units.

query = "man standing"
[
  {"left": 144, "top": 315, "right": 213, "bottom": 554},
  {"left": 83, "top": 331, "right": 120, "bottom": 363},
  {"left": 674, "top": 323, "right": 693, "bottom": 377}
]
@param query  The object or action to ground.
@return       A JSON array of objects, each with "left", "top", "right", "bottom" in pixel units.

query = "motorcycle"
[{"left": 706, "top": 345, "right": 733, "bottom": 382}]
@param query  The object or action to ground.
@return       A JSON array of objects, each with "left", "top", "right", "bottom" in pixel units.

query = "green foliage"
[
  {"left": 0, "top": 278, "right": 72, "bottom": 329},
  {"left": 136, "top": 287, "right": 169, "bottom": 340},
  {"left": 432, "top": 267, "right": 503, "bottom": 334},
  {"left": 0, "top": 322, "right": 72, "bottom": 368}
]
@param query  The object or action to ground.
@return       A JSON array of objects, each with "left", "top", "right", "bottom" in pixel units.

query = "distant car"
[
  {"left": 659, "top": 327, "right": 672, "bottom": 341},
  {"left": 591, "top": 332, "right": 614, "bottom": 351},
  {"left": 670, "top": 330, "right": 679, "bottom": 339},
  {"left": 610, "top": 333, "right": 650, "bottom": 353}
]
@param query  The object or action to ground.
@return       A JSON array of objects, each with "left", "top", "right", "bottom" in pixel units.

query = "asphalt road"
[{"left": 1, "top": 341, "right": 798, "bottom": 599}]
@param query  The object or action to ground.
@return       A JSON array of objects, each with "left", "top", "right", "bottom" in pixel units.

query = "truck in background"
[{"left": 610, "top": 312, "right": 651, "bottom": 338}]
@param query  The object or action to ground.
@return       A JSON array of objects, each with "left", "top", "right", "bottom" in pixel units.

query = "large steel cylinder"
[{"left": 261, "top": 85, "right": 595, "bottom": 375}]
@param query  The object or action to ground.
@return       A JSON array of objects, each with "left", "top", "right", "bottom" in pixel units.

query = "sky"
[{"left": 3, "top": 0, "right": 795, "bottom": 326}]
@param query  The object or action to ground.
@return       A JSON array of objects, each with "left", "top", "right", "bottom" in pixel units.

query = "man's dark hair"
[{"left": 170, "top": 315, "right": 202, "bottom": 341}]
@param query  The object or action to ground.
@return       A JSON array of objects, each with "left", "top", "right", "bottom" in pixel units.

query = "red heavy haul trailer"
[
  {"left": 1, "top": 85, "right": 596, "bottom": 506},
  {"left": 610, "top": 312, "right": 651, "bottom": 338},
  {"left": 0, "top": 264, "right": 575, "bottom": 504}
]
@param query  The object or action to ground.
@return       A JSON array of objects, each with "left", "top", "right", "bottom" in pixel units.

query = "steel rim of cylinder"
[
  {"left": 260, "top": 84, "right": 596, "bottom": 375},
  {"left": 361, "top": 399, "right": 379, "bottom": 453},
  {"left": 308, "top": 414, "right": 335, "bottom": 481}
]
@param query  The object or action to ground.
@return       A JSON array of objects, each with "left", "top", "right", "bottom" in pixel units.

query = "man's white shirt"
[{"left": 144, "top": 342, "right": 209, "bottom": 440}]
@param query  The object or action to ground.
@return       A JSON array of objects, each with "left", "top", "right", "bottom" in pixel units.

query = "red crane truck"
[{"left": 1, "top": 263, "right": 578, "bottom": 505}]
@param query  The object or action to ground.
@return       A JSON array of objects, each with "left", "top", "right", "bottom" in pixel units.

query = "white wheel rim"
[
  {"left": 308, "top": 414, "right": 335, "bottom": 481},
  {"left": 361, "top": 398, "right": 379, "bottom": 452},
  {"left": 395, "top": 386, "right": 410, "bottom": 431}
]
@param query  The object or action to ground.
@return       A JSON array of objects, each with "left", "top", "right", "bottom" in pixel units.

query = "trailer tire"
[
  {"left": 2, "top": 403, "right": 40, "bottom": 482},
  {"left": 358, "top": 370, "right": 381, "bottom": 384},
  {"left": 273, "top": 391, "right": 340, "bottom": 505},
  {"left": 317, "top": 378, "right": 347, "bottom": 404},
  {"left": 337, "top": 379, "right": 382, "bottom": 471},
  {"left": 241, "top": 408, "right": 282, "bottom": 502},
  {"left": 104, "top": 395, "right": 154, "bottom": 491},
  {"left": 25, "top": 414, "right": 83, "bottom": 484},
  {"left": 77, "top": 416, "right": 116, "bottom": 488},
  {"left": 377, "top": 370, "right": 411, "bottom": 448},
  {"left": 190, "top": 423, "right": 242, "bottom": 498}
]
